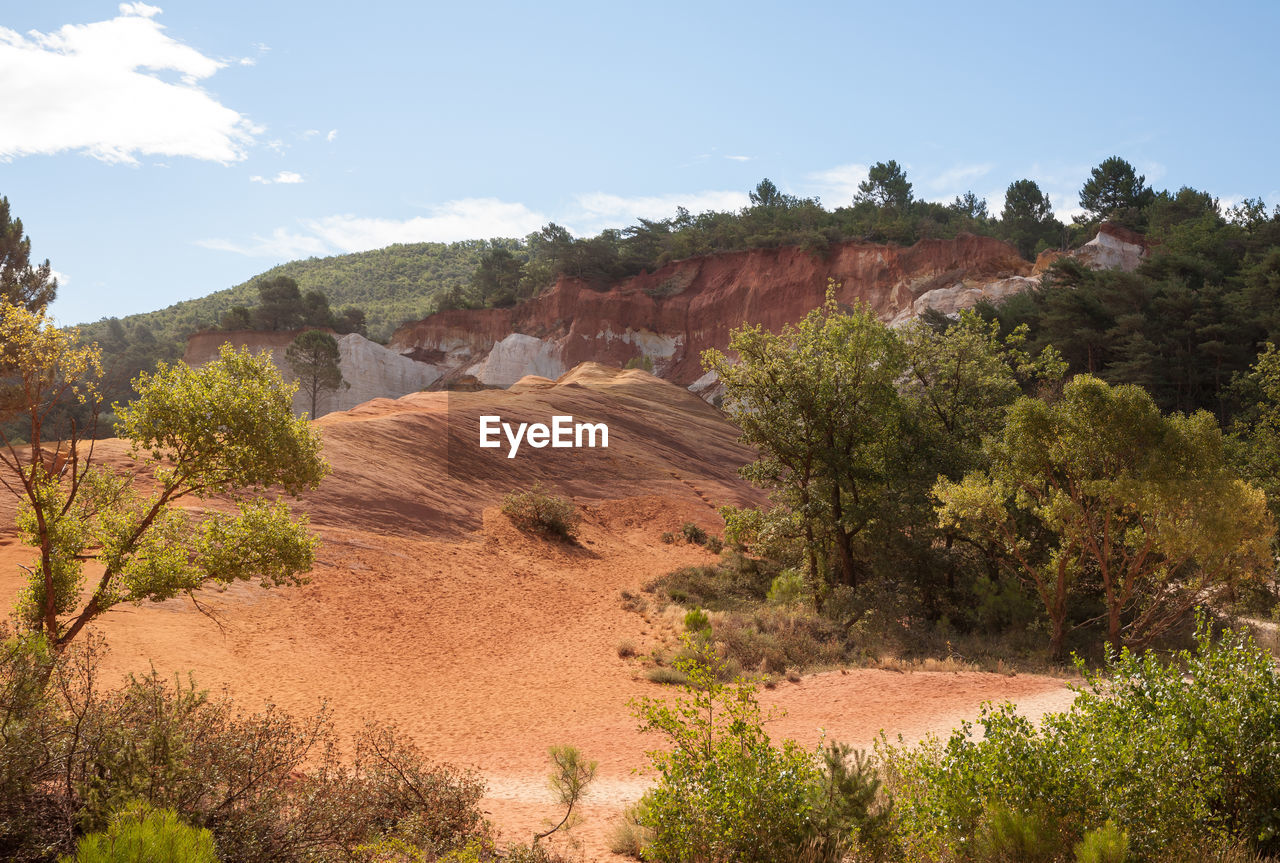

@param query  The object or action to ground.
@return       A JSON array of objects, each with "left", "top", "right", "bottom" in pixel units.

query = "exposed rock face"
[
  {"left": 392, "top": 234, "right": 1033, "bottom": 389},
  {"left": 184, "top": 226, "right": 1149, "bottom": 411},
  {"left": 1072, "top": 222, "right": 1149, "bottom": 272},
  {"left": 182, "top": 330, "right": 439, "bottom": 418}
]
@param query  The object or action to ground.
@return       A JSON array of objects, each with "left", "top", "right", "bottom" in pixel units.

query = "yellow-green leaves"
[{"left": 115, "top": 344, "right": 328, "bottom": 498}]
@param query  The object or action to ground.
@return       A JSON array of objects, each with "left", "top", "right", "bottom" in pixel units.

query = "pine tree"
[{"left": 0, "top": 196, "right": 57, "bottom": 311}]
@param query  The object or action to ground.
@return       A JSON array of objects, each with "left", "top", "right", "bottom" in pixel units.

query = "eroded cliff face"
[
  {"left": 185, "top": 226, "right": 1148, "bottom": 410},
  {"left": 391, "top": 234, "right": 1036, "bottom": 390},
  {"left": 183, "top": 330, "right": 440, "bottom": 418}
]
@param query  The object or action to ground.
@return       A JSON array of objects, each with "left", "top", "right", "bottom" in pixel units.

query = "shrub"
[
  {"left": 61, "top": 801, "right": 218, "bottom": 863},
  {"left": 646, "top": 667, "right": 690, "bottom": 687},
  {"left": 680, "top": 522, "right": 708, "bottom": 545},
  {"left": 704, "top": 535, "right": 724, "bottom": 554},
  {"left": 0, "top": 633, "right": 493, "bottom": 863},
  {"left": 616, "top": 640, "right": 637, "bottom": 659},
  {"left": 1074, "top": 821, "right": 1129, "bottom": 863},
  {"left": 660, "top": 531, "right": 675, "bottom": 544},
  {"left": 500, "top": 483, "right": 580, "bottom": 541},
  {"left": 766, "top": 569, "right": 809, "bottom": 606},
  {"left": 644, "top": 553, "right": 778, "bottom": 611},
  {"left": 683, "top": 608, "right": 711, "bottom": 634},
  {"left": 880, "top": 616, "right": 1280, "bottom": 859},
  {"left": 630, "top": 642, "right": 885, "bottom": 863}
]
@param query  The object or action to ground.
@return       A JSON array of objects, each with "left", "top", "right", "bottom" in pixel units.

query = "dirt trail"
[{"left": 0, "top": 366, "right": 1076, "bottom": 860}]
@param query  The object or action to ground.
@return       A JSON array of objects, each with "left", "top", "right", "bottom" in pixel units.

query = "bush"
[
  {"left": 0, "top": 631, "right": 493, "bottom": 863},
  {"left": 61, "top": 801, "right": 217, "bottom": 863},
  {"left": 500, "top": 483, "right": 580, "bottom": 541},
  {"left": 879, "top": 616, "right": 1280, "bottom": 859},
  {"left": 683, "top": 608, "right": 711, "bottom": 634},
  {"left": 630, "top": 641, "right": 885, "bottom": 862},
  {"left": 644, "top": 553, "right": 778, "bottom": 612},
  {"left": 680, "top": 522, "right": 708, "bottom": 545}
]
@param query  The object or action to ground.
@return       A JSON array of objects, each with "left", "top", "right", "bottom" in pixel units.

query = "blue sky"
[{"left": 2, "top": 1, "right": 1278, "bottom": 326}]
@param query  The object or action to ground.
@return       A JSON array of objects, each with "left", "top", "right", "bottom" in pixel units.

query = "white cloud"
[
  {"left": 0, "top": 6, "right": 257, "bottom": 164},
  {"left": 199, "top": 198, "right": 549, "bottom": 259},
  {"left": 326, "top": 129, "right": 337, "bottom": 143},
  {"left": 806, "top": 163, "right": 869, "bottom": 204},
  {"left": 725, "top": 155, "right": 751, "bottom": 162},
  {"left": 50, "top": 269, "right": 71, "bottom": 287},
  {"left": 118, "top": 3, "right": 161, "bottom": 18},
  {"left": 570, "top": 190, "right": 749, "bottom": 233},
  {"left": 921, "top": 163, "right": 993, "bottom": 196},
  {"left": 308, "top": 199, "right": 548, "bottom": 251},
  {"left": 196, "top": 227, "right": 331, "bottom": 260},
  {"left": 249, "top": 170, "right": 303, "bottom": 185}
]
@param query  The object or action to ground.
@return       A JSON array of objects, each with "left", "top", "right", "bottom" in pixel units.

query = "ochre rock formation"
[
  {"left": 391, "top": 234, "right": 1032, "bottom": 389},
  {"left": 184, "top": 225, "right": 1149, "bottom": 408}
]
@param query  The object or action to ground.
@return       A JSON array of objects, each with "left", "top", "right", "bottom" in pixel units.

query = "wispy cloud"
[
  {"left": 806, "top": 163, "right": 868, "bottom": 204},
  {"left": 326, "top": 129, "right": 337, "bottom": 143},
  {"left": 570, "top": 190, "right": 749, "bottom": 233},
  {"left": 249, "top": 170, "right": 303, "bottom": 185},
  {"left": 921, "top": 163, "right": 993, "bottom": 195},
  {"left": 725, "top": 155, "right": 751, "bottom": 162},
  {"left": 197, "top": 228, "right": 331, "bottom": 260},
  {"left": 199, "top": 198, "right": 549, "bottom": 258},
  {"left": 0, "top": 5, "right": 258, "bottom": 164}
]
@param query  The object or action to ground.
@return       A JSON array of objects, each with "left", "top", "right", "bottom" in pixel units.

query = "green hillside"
[{"left": 75, "top": 238, "right": 517, "bottom": 348}]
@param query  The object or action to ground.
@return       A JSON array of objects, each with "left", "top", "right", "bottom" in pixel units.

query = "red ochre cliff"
[
  {"left": 390, "top": 233, "right": 1043, "bottom": 392},
  {"left": 187, "top": 227, "right": 1147, "bottom": 405}
]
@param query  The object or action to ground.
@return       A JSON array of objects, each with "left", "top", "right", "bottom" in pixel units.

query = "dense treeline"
[{"left": 981, "top": 184, "right": 1280, "bottom": 423}]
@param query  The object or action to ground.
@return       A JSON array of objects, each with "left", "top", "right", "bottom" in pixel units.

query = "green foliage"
[
  {"left": 631, "top": 643, "right": 883, "bottom": 862},
  {"left": 286, "top": 329, "right": 347, "bottom": 417},
  {"left": 766, "top": 570, "right": 809, "bottom": 607},
  {"left": 935, "top": 374, "right": 1272, "bottom": 657},
  {"left": 0, "top": 196, "right": 56, "bottom": 312},
  {"left": 880, "top": 618, "right": 1280, "bottom": 859},
  {"left": 1074, "top": 821, "right": 1130, "bottom": 863},
  {"left": 704, "top": 284, "right": 906, "bottom": 592},
  {"left": 533, "top": 745, "right": 597, "bottom": 842},
  {"left": 1079, "top": 156, "right": 1154, "bottom": 228},
  {"left": 682, "top": 608, "right": 711, "bottom": 634},
  {"left": 1000, "top": 179, "right": 1064, "bottom": 260},
  {"left": 855, "top": 160, "right": 914, "bottom": 211},
  {"left": 679, "top": 522, "right": 707, "bottom": 545},
  {"left": 61, "top": 801, "right": 217, "bottom": 863},
  {"left": 500, "top": 483, "right": 581, "bottom": 541},
  {"left": 644, "top": 553, "right": 778, "bottom": 612},
  {"left": 1, "top": 321, "right": 326, "bottom": 650},
  {"left": 0, "top": 636, "right": 493, "bottom": 862}
]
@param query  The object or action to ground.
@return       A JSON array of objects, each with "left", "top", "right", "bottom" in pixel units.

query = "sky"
[{"left": 2, "top": 1, "right": 1278, "bottom": 326}]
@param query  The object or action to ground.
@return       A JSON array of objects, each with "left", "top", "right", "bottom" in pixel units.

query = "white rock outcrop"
[{"left": 464, "top": 333, "right": 567, "bottom": 387}]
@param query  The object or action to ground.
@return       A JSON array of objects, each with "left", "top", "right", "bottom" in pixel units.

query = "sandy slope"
[{"left": 0, "top": 366, "right": 1075, "bottom": 860}]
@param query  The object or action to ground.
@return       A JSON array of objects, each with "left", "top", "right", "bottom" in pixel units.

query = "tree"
[
  {"left": 0, "top": 197, "right": 56, "bottom": 312},
  {"left": 703, "top": 285, "right": 905, "bottom": 591},
  {"left": 749, "top": 178, "right": 788, "bottom": 209},
  {"left": 1000, "top": 179, "right": 1062, "bottom": 260},
  {"left": 251, "top": 276, "right": 304, "bottom": 330},
  {"left": 0, "top": 302, "right": 328, "bottom": 652},
  {"left": 949, "top": 191, "right": 989, "bottom": 221},
  {"left": 854, "top": 160, "right": 913, "bottom": 210},
  {"left": 286, "top": 330, "right": 347, "bottom": 418},
  {"left": 935, "top": 375, "right": 1271, "bottom": 658},
  {"left": 1078, "top": 156, "right": 1154, "bottom": 225}
]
